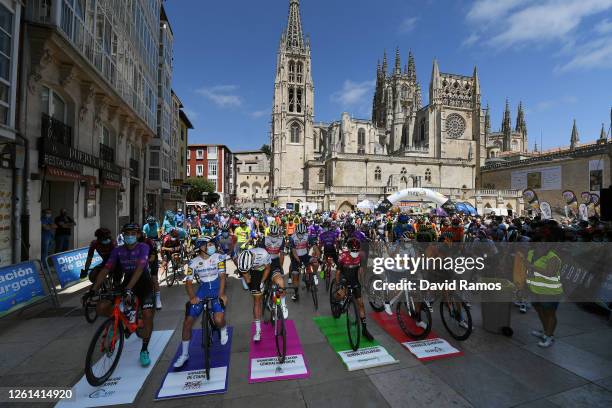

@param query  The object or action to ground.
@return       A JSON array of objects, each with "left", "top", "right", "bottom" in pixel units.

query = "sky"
[{"left": 164, "top": 0, "right": 612, "bottom": 152}]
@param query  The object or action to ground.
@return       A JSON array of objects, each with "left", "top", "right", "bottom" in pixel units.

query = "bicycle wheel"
[
  {"left": 366, "top": 274, "right": 385, "bottom": 312},
  {"left": 202, "top": 308, "right": 211, "bottom": 380},
  {"left": 325, "top": 264, "right": 331, "bottom": 292},
  {"left": 329, "top": 279, "right": 342, "bottom": 319},
  {"left": 167, "top": 259, "right": 177, "bottom": 287},
  {"left": 346, "top": 297, "right": 361, "bottom": 351},
  {"left": 85, "top": 318, "right": 125, "bottom": 386},
  {"left": 396, "top": 300, "right": 432, "bottom": 340},
  {"left": 310, "top": 274, "right": 318, "bottom": 311},
  {"left": 262, "top": 287, "right": 273, "bottom": 324},
  {"left": 440, "top": 300, "right": 473, "bottom": 341},
  {"left": 274, "top": 307, "right": 287, "bottom": 364},
  {"left": 84, "top": 296, "right": 98, "bottom": 324}
]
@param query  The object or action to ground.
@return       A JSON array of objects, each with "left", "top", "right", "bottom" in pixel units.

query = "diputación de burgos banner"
[
  {"left": 47, "top": 247, "right": 102, "bottom": 288},
  {"left": 358, "top": 242, "right": 612, "bottom": 304},
  {"left": 0, "top": 261, "right": 46, "bottom": 317}
]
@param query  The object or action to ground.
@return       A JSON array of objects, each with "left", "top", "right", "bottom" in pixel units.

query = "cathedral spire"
[
  {"left": 502, "top": 99, "right": 511, "bottom": 134},
  {"left": 382, "top": 50, "right": 388, "bottom": 76},
  {"left": 407, "top": 51, "right": 416, "bottom": 81},
  {"left": 394, "top": 47, "right": 401, "bottom": 74},
  {"left": 286, "top": 0, "right": 304, "bottom": 50},
  {"left": 515, "top": 102, "right": 527, "bottom": 134},
  {"left": 485, "top": 103, "right": 491, "bottom": 135},
  {"left": 570, "top": 119, "right": 579, "bottom": 149},
  {"left": 430, "top": 59, "right": 440, "bottom": 103},
  {"left": 598, "top": 123, "right": 607, "bottom": 143}
]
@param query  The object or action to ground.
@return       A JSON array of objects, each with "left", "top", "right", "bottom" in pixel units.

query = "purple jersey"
[
  {"left": 104, "top": 243, "right": 150, "bottom": 280},
  {"left": 319, "top": 230, "right": 338, "bottom": 249},
  {"left": 308, "top": 224, "right": 322, "bottom": 238},
  {"left": 352, "top": 230, "right": 367, "bottom": 243}
]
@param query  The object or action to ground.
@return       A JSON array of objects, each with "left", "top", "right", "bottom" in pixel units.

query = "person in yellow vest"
[{"left": 524, "top": 222, "right": 564, "bottom": 348}]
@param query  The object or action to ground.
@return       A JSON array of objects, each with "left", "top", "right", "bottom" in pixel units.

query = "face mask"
[
  {"left": 207, "top": 246, "right": 217, "bottom": 256},
  {"left": 124, "top": 236, "right": 137, "bottom": 245},
  {"left": 148, "top": 222, "right": 155, "bottom": 226},
  {"left": 350, "top": 252, "right": 359, "bottom": 258},
  {"left": 171, "top": 237, "right": 177, "bottom": 241},
  {"left": 101, "top": 239, "right": 111, "bottom": 245}
]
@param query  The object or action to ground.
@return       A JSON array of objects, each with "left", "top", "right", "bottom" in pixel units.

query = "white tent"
[{"left": 356, "top": 199, "right": 376, "bottom": 211}]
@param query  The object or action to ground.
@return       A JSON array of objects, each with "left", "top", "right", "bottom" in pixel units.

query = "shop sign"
[{"left": 39, "top": 137, "right": 121, "bottom": 173}]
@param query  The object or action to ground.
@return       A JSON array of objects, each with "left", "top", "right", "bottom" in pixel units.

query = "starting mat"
[
  {"left": 248, "top": 319, "right": 310, "bottom": 383},
  {"left": 369, "top": 311, "right": 463, "bottom": 361},
  {"left": 56, "top": 330, "right": 174, "bottom": 408},
  {"left": 313, "top": 316, "right": 398, "bottom": 371},
  {"left": 156, "top": 327, "right": 233, "bottom": 400}
]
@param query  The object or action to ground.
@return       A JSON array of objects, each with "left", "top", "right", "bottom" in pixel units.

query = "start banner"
[
  {"left": 0, "top": 261, "right": 46, "bottom": 317},
  {"left": 48, "top": 247, "right": 102, "bottom": 288}
]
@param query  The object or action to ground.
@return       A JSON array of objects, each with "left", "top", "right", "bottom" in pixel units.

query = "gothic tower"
[
  {"left": 515, "top": 101, "right": 527, "bottom": 152},
  {"left": 271, "top": 0, "right": 315, "bottom": 198},
  {"left": 501, "top": 99, "right": 512, "bottom": 151}
]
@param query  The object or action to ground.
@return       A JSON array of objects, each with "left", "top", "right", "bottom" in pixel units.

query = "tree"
[
  {"left": 261, "top": 144, "right": 271, "bottom": 158},
  {"left": 185, "top": 177, "right": 215, "bottom": 202}
]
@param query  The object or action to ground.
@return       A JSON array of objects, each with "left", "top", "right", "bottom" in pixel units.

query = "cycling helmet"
[
  {"left": 122, "top": 223, "right": 140, "bottom": 233},
  {"left": 347, "top": 237, "right": 361, "bottom": 252},
  {"left": 401, "top": 231, "right": 414, "bottom": 241},
  {"left": 269, "top": 224, "right": 280, "bottom": 236},
  {"left": 296, "top": 223, "right": 307, "bottom": 234},
  {"left": 170, "top": 229, "right": 179, "bottom": 238},
  {"left": 146, "top": 216, "right": 156, "bottom": 224},
  {"left": 95, "top": 227, "right": 112, "bottom": 239},
  {"left": 237, "top": 250, "right": 254, "bottom": 272},
  {"left": 507, "top": 228, "right": 519, "bottom": 242},
  {"left": 398, "top": 214, "right": 409, "bottom": 224},
  {"left": 220, "top": 223, "right": 229, "bottom": 231}
]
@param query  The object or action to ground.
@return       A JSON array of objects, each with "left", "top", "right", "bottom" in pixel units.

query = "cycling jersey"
[
  {"left": 87, "top": 239, "right": 116, "bottom": 263},
  {"left": 290, "top": 233, "right": 309, "bottom": 257},
  {"left": 142, "top": 223, "right": 159, "bottom": 239},
  {"left": 308, "top": 224, "right": 322, "bottom": 238},
  {"left": 234, "top": 226, "right": 251, "bottom": 248},
  {"left": 186, "top": 253, "right": 226, "bottom": 287},
  {"left": 104, "top": 243, "right": 150, "bottom": 281},
  {"left": 201, "top": 226, "right": 215, "bottom": 237},
  {"left": 262, "top": 235, "right": 285, "bottom": 259},
  {"left": 319, "top": 230, "right": 338, "bottom": 250},
  {"left": 216, "top": 234, "right": 235, "bottom": 255},
  {"left": 286, "top": 223, "right": 296, "bottom": 236},
  {"left": 338, "top": 251, "right": 362, "bottom": 297},
  {"left": 248, "top": 247, "right": 272, "bottom": 271},
  {"left": 162, "top": 235, "right": 181, "bottom": 249}
]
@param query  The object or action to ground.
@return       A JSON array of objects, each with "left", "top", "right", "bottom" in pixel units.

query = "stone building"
[
  {"left": 234, "top": 150, "right": 271, "bottom": 207},
  {"left": 482, "top": 122, "right": 611, "bottom": 216},
  {"left": 20, "top": 0, "right": 166, "bottom": 261},
  {"left": 270, "top": 0, "right": 521, "bottom": 213},
  {"left": 186, "top": 144, "right": 233, "bottom": 206},
  {"left": 485, "top": 100, "right": 528, "bottom": 159}
]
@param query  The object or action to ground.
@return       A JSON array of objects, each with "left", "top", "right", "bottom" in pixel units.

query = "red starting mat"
[{"left": 369, "top": 311, "right": 463, "bottom": 361}]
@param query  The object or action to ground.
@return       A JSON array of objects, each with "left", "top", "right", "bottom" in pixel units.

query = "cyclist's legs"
[{"left": 134, "top": 279, "right": 155, "bottom": 342}]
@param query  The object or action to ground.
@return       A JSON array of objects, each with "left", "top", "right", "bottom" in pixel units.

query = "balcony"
[
  {"left": 129, "top": 158, "right": 139, "bottom": 177},
  {"left": 99, "top": 143, "right": 114, "bottom": 162},
  {"left": 41, "top": 113, "right": 72, "bottom": 146}
]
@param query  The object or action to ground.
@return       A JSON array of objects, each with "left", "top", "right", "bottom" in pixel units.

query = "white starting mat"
[
  {"left": 401, "top": 337, "right": 462, "bottom": 361},
  {"left": 56, "top": 330, "right": 174, "bottom": 407},
  {"left": 337, "top": 346, "right": 398, "bottom": 371}
]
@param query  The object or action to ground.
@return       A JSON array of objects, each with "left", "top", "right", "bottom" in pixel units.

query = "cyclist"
[
  {"left": 201, "top": 219, "right": 216, "bottom": 238},
  {"left": 81, "top": 227, "right": 116, "bottom": 282},
  {"left": 319, "top": 221, "right": 340, "bottom": 270},
  {"left": 237, "top": 247, "right": 289, "bottom": 342},
  {"left": 139, "top": 231, "right": 162, "bottom": 310},
  {"left": 261, "top": 224, "right": 285, "bottom": 275},
  {"left": 392, "top": 214, "right": 414, "bottom": 242},
  {"left": 289, "top": 223, "right": 318, "bottom": 301},
  {"left": 89, "top": 223, "right": 155, "bottom": 366},
  {"left": 161, "top": 228, "right": 182, "bottom": 273},
  {"left": 216, "top": 224, "right": 236, "bottom": 257},
  {"left": 162, "top": 211, "right": 176, "bottom": 234},
  {"left": 234, "top": 218, "right": 252, "bottom": 256},
  {"left": 334, "top": 237, "right": 374, "bottom": 341},
  {"left": 173, "top": 237, "right": 229, "bottom": 368},
  {"left": 175, "top": 208, "right": 185, "bottom": 225},
  {"left": 307, "top": 220, "right": 322, "bottom": 248},
  {"left": 142, "top": 216, "right": 160, "bottom": 240}
]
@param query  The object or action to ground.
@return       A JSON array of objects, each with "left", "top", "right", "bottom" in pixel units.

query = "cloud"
[
  {"left": 595, "top": 18, "right": 612, "bottom": 34},
  {"left": 398, "top": 17, "right": 418, "bottom": 33},
  {"left": 535, "top": 95, "right": 577, "bottom": 111},
  {"left": 182, "top": 108, "right": 199, "bottom": 120},
  {"left": 250, "top": 109, "right": 269, "bottom": 119},
  {"left": 555, "top": 36, "right": 612, "bottom": 71},
  {"left": 196, "top": 85, "right": 242, "bottom": 108},
  {"left": 462, "top": 33, "right": 479, "bottom": 47},
  {"left": 466, "top": 0, "right": 530, "bottom": 23},
  {"left": 330, "top": 80, "right": 376, "bottom": 107}
]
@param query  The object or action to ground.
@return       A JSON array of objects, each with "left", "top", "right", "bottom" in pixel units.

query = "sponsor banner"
[
  {"left": 369, "top": 311, "right": 463, "bottom": 362},
  {"left": 156, "top": 327, "right": 232, "bottom": 400},
  {"left": 248, "top": 319, "right": 310, "bottom": 383},
  {"left": 402, "top": 338, "right": 462, "bottom": 361},
  {"left": 338, "top": 346, "right": 398, "bottom": 371},
  {"left": 56, "top": 330, "right": 173, "bottom": 408},
  {"left": 0, "top": 261, "right": 46, "bottom": 317},
  {"left": 48, "top": 247, "right": 102, "bottom": 288},
  {"left": 313, "top": 315, "right": 398, "bottom": 371},
  {"left": 512, "top": 166, "right": 561, "bottom": 191}
]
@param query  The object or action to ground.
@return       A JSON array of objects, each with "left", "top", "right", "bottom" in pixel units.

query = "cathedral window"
[
  {"left": 358, "top": 128, "right": 366, "bottom": 146},
  {"left": 419, "top": 119, "right": 425, "bottom": 143},
  {"left": 425, "top": 168, "right": 431, "bottom": 182},
  {"left": 289, "top": 60, "right": 295, "bottom": 82},
  {"left": 401, "top": 85, "right": 408, "bottom": 100},
  {"left": 289, "top": 87, "right": 295, "bottom": 112},
  {"left": 402, "top": 125, "right": 408, "bottom": 146},
  {"left": 297, "top": 62, "right": 303, "bottom": 83},
  {"left": 318, "top": 168, "right": 325, "bottom": 183},
  {"left": 296, "top": 88, "right": 303, "bottom": 113},
  {"left": 374, "top": 166, "right": 381, "bottom": 181},
  {"left": 290, "top": 122, "right": 301, "bottom": 143}
]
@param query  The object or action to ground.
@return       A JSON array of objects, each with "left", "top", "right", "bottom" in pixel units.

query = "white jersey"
[
  {"left": 249, "top": 247, "right": 272, "bottom": 271},
  {"left": 187, "top": 253, "right": 226, "bottom": 284}
]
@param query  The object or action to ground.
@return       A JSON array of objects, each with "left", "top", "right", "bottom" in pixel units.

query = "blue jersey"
[{"left": 142, "top": 222, "right": 159, "bottom": 238}]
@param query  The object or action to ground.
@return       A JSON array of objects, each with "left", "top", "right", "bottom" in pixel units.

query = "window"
[
  {"left": 149, "top": 168, "right": 160, "bottom": 180},
  {"left": 401, "top": 85, "right": 408, "bottom": 99},
  {"left": 401, "top": 124, "right": 408, "bottom": 146},
  {"left": 248, "top": 166, "right": 252, "bottom": 172},
  {"left": 318, "top": 168, "right": 324, "bottom": 183},
  {"left": 186, "top": 165, "right": 190, "bottom": 176},
  {"left": 288, "top": 60, "right": 295, "bottom": 82},
  {"left": 289, "top": 87, "right": 295, "bottom": 112},
  {"left": 358, "top": 128, "right": 366, "bottom": 146},
  {"left": 196, "top": 149, "right": 204, "bottom": 159},
  {"left": 187, "top": 150, "right": 191, "bottom": 159},
  {"left": 419, "top": 119, "right": 426, "bottom": 143},
  {"left": 296, "top": 88, "right": 302, "bottom": 113},
  {"left": 401, "top": 167, "right": 407, "bottom": 175},
  {"left": 425, "top": 168, "right": 431, "bottom": 182},
  {"left": 0, "top": 4, "right": 13, "bottom": 126},
  {"left": 150, "top": 150, "right": 160, "bottom": 166},
  {"left": 196, "top": 165, "right": 204, "bottom": 176},
  {"left": 207, "top": 146, "right": 217, "bottom": 159},
  {"left": 297, "top": 62, "right": 303, "bottom": 83},
  {"left": 374, "top": 166, "right": 381, "bottom": 181},
  {"left": 208, "top": 160, "right": 217, "bottom": 177},
  {"left": 41, "top": 86, "right": 66, "bottom": 122},
  {"left": 210, "top": 178, "right": 218, "bottom": 192},
  {"left": 290, "top": 123, "right": 301, "bottom": 143}
]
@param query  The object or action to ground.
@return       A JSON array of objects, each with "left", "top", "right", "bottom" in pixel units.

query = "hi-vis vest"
[{"left": 526, "top": 250, "right": 563, "bottom": 295}]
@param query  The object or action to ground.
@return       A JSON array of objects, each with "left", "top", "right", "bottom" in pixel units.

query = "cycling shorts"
[
  {"left": 124, "top": 276, "right": 154, "bottom": 310},
  {"left": 185, "top": 283, "right": 224, "bottom": 317},
  {"left": 340, "top": 266, "right": 361, "bottom": 298},
  {"left": 323, "top": 247, "right": 338, "bottom": 266},
  {"left": 246, "top": 269, "right": 265, "bottom": 295},
  {"left": 149, "top": 260, "right": 159, "bottom": 278},
  {"left": 290, "top": 254, "right": 316, "bottom": 273},
  {"left": 271, "top": 258, "right": 283, "bottom": 275}
]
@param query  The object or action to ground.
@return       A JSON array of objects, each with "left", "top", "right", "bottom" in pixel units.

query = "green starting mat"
[{"left": 313, "top": 316, "right": 398, "bottom": 371}]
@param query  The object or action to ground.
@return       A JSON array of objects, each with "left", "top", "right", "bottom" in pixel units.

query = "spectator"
[
  {"left": 41, "top": 208, "right": 56, "bottom": 261},
  {"left": 54, "top": 208, "right": 75, "bottom": 253}
]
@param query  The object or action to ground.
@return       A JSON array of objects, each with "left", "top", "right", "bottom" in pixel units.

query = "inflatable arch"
[{"left": 376, "top": 188, "right": 449, "bottom": 212}]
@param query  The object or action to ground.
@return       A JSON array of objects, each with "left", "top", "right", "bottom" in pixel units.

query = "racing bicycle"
[
  {"left": 262, "top": 278, "right": 287, "bottom": 364},
  {"left": 84, "top": 290, "right": 144, "bottom": 386},
  {"left": 330, "top": 276, "right": 361, "bottom": 351},
  {"left": 302, "top": 264, "right": 318, "bottom": 311},
  {"left": 199, "top": 296, "right": 222, "bottom": 380}
]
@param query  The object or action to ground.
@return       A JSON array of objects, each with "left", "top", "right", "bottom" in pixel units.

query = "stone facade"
[
  {"left": 269, "top": 0, "right": 521, "bottom": 213},
  {"left": 234, "top": 150, "right": 271, "bottom": 207}
]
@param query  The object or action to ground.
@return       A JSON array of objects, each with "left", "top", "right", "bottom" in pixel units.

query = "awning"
[{"left": 46, "top": 166, "right": 81, "bottom": 181}]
